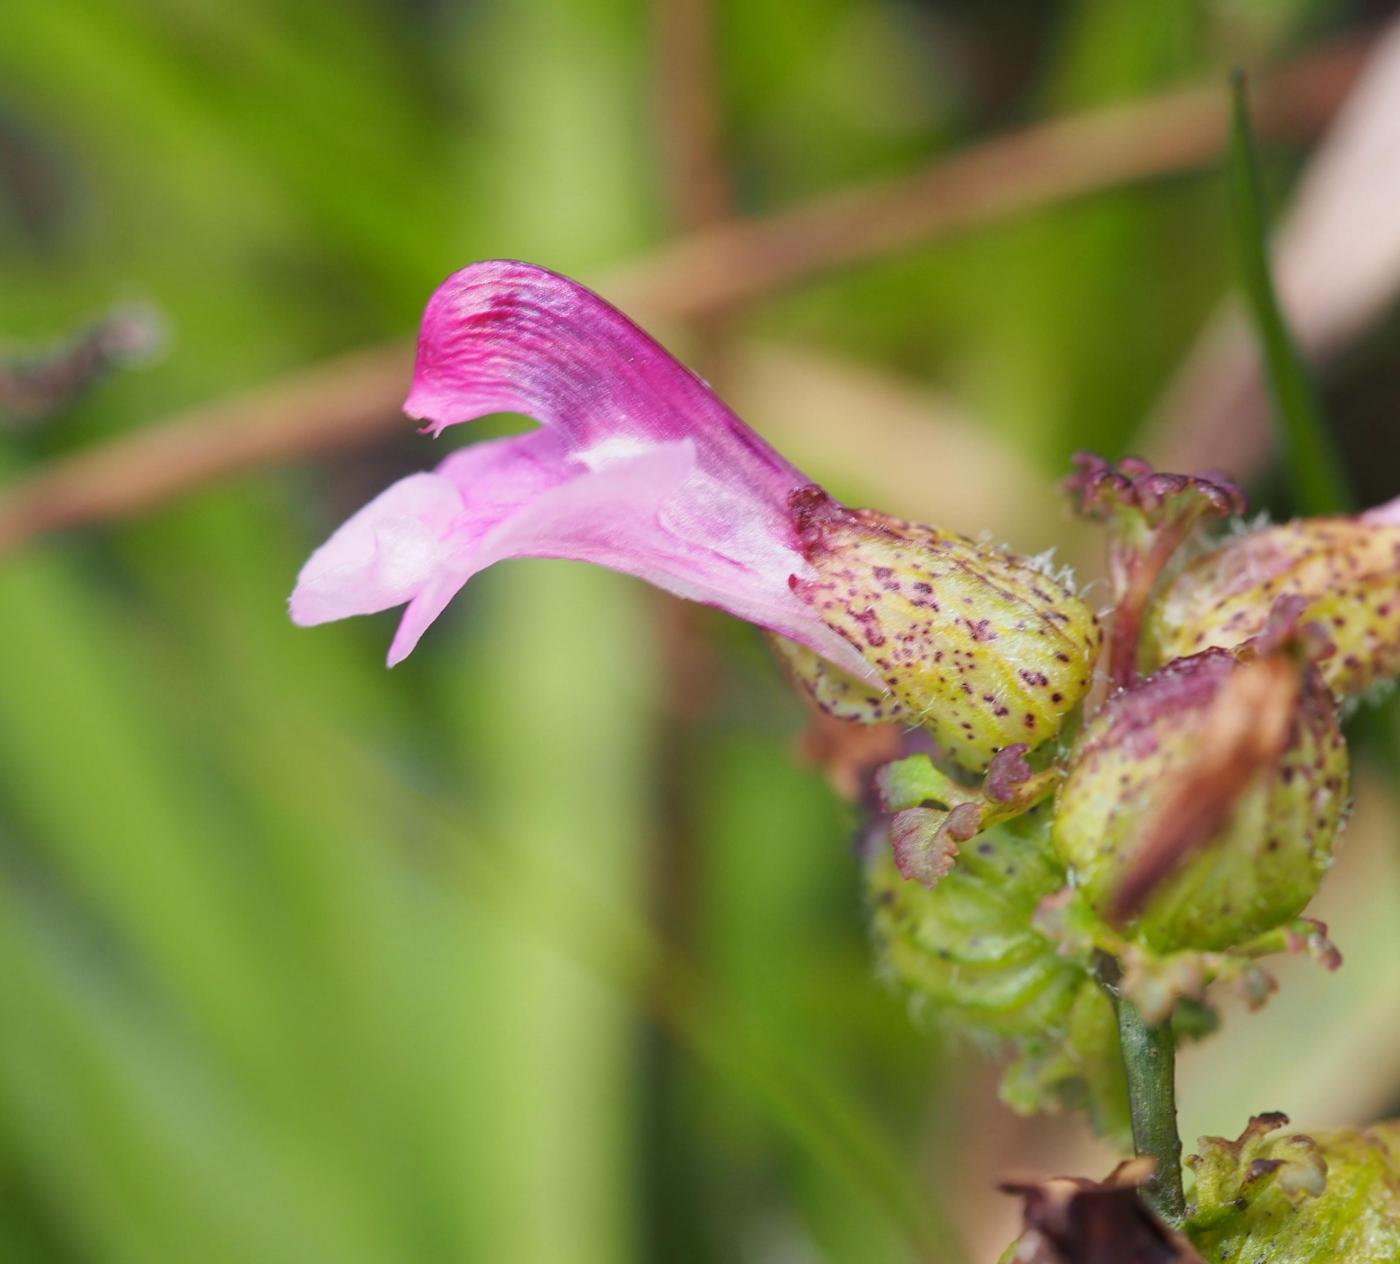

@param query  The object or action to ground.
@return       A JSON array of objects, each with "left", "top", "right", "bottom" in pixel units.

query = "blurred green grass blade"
[
  {"left": 0, "top": 881, "right": 391, "bottom": 1264},
  {"left": 693, "top": 731, "right": 958, "bottom": 1262},
  {"left": 320, "top": 714, "right": 968, "bottom": 1264},
  {"left": 1228, "top": 68, "right": 1352, "bottom": 514}
]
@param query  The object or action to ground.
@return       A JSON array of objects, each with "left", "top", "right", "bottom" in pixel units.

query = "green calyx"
[
  {"left": 789, "top": 490, "right": 1101, "bottom": 770},
  {"left": 1148, "top": 516, "right": 1400, "bottom": 700}
]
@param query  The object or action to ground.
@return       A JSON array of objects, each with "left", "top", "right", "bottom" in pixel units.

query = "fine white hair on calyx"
[
  {"left": 1025, "top": 546, "right": 1078, "bottom": 590},
  {"left": 1157, "top": 509, "right": 1270, "bottom": 584},
  {"left": 1077, "top": 575, "right": 1114, "bottom": 618},
  {"left": 1227, "top": 510, "right": 1274, "bottom": 538},
  {"left": 969, "top": 532, "right": 1079, "bottom": 591}
]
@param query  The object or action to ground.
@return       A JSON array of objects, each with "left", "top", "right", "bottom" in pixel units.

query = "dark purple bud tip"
[{"left": 1064, "top": 452, "right": 1246, "bottom": 526}]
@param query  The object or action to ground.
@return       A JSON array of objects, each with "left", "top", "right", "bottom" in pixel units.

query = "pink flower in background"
[
  {"left": 290, "top": 260, "right": 874, "bottom": 677},
  {"left": 1361, "top": 494, "right": 1400, "bottom": 526}
]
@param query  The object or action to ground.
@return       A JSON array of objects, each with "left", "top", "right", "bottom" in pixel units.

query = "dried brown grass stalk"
[{"left": 0, "top": 37, "right": 1368, "bottom": 554}]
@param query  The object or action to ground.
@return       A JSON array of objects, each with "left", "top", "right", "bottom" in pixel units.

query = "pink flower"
[
  {"left": 292, "top": 262, "right": 1105, "bottom": 768},
  {"left": 290, "top": 260, "right": 874, "bottom": 677}
]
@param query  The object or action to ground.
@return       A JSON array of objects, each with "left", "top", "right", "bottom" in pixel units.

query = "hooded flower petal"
[
  {"left": 292, "top": 262, "right": 872, "bottom": 676},
  {"left": 405, "top": 260, "right": 797, "bottom": 491}
]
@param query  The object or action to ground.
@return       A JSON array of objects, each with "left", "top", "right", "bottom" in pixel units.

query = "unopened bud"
[
  {"left": 1148, "top": 513, "right": 1400, "bottom": 699},
  {"left": 1052, "top": 649, "right": 1347, "bottom": 953},
  {"left": 790, "top": 488, "right": 1101, "bottom": 769}
]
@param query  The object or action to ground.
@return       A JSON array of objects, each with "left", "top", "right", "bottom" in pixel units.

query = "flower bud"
[
  {"left": 1188, "top": 1113, "right": 1400, "bottom": 1262},
  {"left": 790, "top": 489, "right": 1101, "bottom": 769},
  {"left": 1147, "top": 514, "right": 1400, "bottom": 698},
  {"left": 1051, "top": 649, "right": 1347, "bottom": 953}
]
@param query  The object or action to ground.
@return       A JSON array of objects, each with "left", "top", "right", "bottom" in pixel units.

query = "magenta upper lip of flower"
[{"left": 289, "top": 259, "right": 876, "bottom": 679}]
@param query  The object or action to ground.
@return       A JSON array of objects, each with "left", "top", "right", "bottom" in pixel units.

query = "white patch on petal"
[{"left": 576, "top": 434, "right": 655, "bottom": 472}]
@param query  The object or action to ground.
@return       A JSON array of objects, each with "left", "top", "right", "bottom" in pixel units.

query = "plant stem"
[{"left": 1095, "top": 953, "right": 1186, "bottom": 1223}]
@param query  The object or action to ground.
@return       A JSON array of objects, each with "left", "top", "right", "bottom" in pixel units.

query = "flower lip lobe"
[{"left": 288, "top": 472, "right": 467, "bottom": 627}]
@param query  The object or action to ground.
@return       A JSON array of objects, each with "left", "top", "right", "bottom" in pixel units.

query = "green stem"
[{"left": 1096, "top": 954, "right": 1186, "bottom": 1224}]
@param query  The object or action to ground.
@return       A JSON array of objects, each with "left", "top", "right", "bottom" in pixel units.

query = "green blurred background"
[{"left": 2, "top": 2, "right": 1400, "bottom": 1261}]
